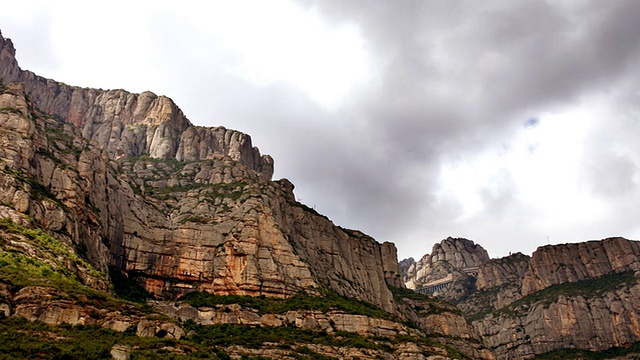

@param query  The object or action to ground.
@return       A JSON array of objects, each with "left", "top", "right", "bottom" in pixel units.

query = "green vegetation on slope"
[
  {"left": 147, "top": 181, "right": 248, "bottom": 200},
  {"left": 493, "top": 271, "right": 639, "bottom": 319},
  {"left": 0, "top": 317, "right": 231, "bottom": 360},
  {"left": 0, "top": 218, "right": 153, "bottom": 315},
  {"left": 183, "top": 321, "right": 394, "bottom": 352},
  {"left": 0, "top": 218, "right": 103, "bottom": 286},
  {"left": 533, "top": 341, "right": 640, "bottom": 360},
  {"left": 179, "top": 289, "right": 394, "bottom": 321},
  {"left": 390, "top": 286, "right": 462, "bottom": 315},
  {"left": 0, "top": 315, "right": 472, "bottom": 360}
]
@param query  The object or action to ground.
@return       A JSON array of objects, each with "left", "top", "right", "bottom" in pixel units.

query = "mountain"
[
  {"left": 403, "top": 237, "right": 640, "bottom": 359},
  {"left": 0, "top": 29, "right": 491, "bottom": 359},
  {"left": 3, "top": 28, "right": 640, "bottom": 360}
]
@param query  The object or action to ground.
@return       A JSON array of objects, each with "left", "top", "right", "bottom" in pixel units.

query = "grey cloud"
[{"left": 301, "top": 0, "right": 640, "bottom": 257}]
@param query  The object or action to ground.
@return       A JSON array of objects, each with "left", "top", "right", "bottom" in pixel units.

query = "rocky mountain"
[
  {"left": 404, "top": 237, "right": 640, "bottom": 359},
  {"left": 0, "top": 29, "right": 494, "bottom": 359},
  {"left": 3, "top": 28, "right": 640, "bottom": 360},
  {"left": 0, "top": 29, "right": 393, "bottom": 309},
  {"left": 403, "top": 237, "right": 489, "bottom": 302}
]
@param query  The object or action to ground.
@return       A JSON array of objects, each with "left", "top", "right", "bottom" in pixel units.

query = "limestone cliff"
[
  {"left": 458, "top": 239, "right": 640, "bottom": 359},
  {"left": 521, "top": 237, "right": 640, "bottom": 296},
  {"left": 403, "top": 237, "right": 489, "bottom": 301},
  {"left": 0, "top": 74, "right": 491, "bottom": 360},
  {"left": 0, "top": 29, "right": 400, "bottom": 313},
  {"left": 0, "top": 30, "right": 273, "bottom": 179},
  {"left": 9, "top": 27, "right": 640, "bottom": 360}
]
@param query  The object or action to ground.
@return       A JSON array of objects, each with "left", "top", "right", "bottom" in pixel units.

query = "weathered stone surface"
[
  {"left": 457, "top": 252, "right": 531, "bottom": 315},
  {"left": 0, "top": 30, "right": 398, "bottom": 314},
  {"left": 405, "top": 237, "right": 489, "bottom": 289},
  {"left": 110, "top": 345, "right": 132, "bottom": 360},
  {"left": 382, "top": 241, "right": 404, "bottom": 288},
  {"left": 155, "top": 301, "right": 411, "bottom": 337},
  {"left": 459, "top": 241, "right": 640, "bottom": 359},
  {"left": 473, "top": 279, "right": 640, "bottom": 359},
  {"left": 403, "top": 237, "right": 489, "bottom": 302},
  {"left": 521, "top": 237, "right": 640, "bottom": 296},
  {"left": 0, "top": 31, "right": 273, "bottom": 181},
  {"left": 476, "top": 252, "right": 530, "bottom": 291}
]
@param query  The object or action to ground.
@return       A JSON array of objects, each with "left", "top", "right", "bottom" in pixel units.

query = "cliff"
[
  {"left": 0, "top": 30, "right": 273, "bottom": 178},
  {"left": 411, "top": 237, "right": 640, "bottom": 359},
  {"left": 7, "top": 27, "right": 640, "bottom": 360},
  {"left": 0, "top": 29, "right": 494, "bottom": 359},
  {"left": 403, "top": 237, "right": 489, "bottom": 302},
  {"left": 0, "top": 28, "right": 401, "bottom": 311}
]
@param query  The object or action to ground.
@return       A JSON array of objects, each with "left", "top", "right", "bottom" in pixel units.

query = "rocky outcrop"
[
  {"left": 476, "top": 252, "right": 530, "bottom": 291},
  {"left": 156, "top": 298, "right": 494, "bottom": 360},
  {"left": 457, "top": 240, "right": 640, "bottom": 359},
  {"left": 405, "top": 236, "right": 640, "bottom": 359},
  {"left": 521, "top": 237, "right": 640, "bottom": 296},
  {"left": 403, "top": 237, "right": 489, "bottom": 302},
  {"left": 457, "top": 253, "right": 530, "bottom": 317},
  {"left": 404, "top": 237, "right": 489, "bottom": 288},
  {"left": 1, "top": 284, "right": 184, "bottom": 339},
  {"left": 0, "top": 30, "right": 398, "bottom": 314},
  {"left": 155, "top": 301, "right": 413, "bottom": 337},
  {"left": 382, "top": 241, "right": 404, "bottom": 288},
  {"left": 473, "top": 276, "right": 640, "bottom": 359},
  {"left": 0, "top": 29, "right": 272, "bottom": 180}
]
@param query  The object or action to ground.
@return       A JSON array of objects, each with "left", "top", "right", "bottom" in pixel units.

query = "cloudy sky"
[{"left": 2, "top": 0, "right": 640, "bottom": 260}]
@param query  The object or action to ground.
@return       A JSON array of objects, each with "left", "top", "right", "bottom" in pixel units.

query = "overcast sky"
[{"left": 2, "top": 0, "right": 640, "bottom": 260}]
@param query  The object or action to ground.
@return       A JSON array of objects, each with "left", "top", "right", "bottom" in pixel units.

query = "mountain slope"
[
  {"left": 0, "top": 29, "right": 492, "bottom": 359},
  {"left": 405, "top": 237, "right": 640, "bottom": 359}
]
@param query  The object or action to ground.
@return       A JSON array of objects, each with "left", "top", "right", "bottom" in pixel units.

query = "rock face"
[
  {"left": 476, "top": 252, "right": 530, "bottom": 291},
  {"left": 6, "top": 28, "right": 640, "bottom": 360},
  {"left": 458, "top": 252, "right": 530, "bottom": 316},
  {"left": 0, "top": 29, "right": 397, "bottom": 314},
  {"left": 0, "top": 30, "right": 272, "bottom": 179},
  {"left": 403, "top": 237, "right": 489, "bottom": 301},
  {"left": 457, "top": 239, "right": 640, "bottom": 359},
  {"left": 382, "top": 241, "right": 405, "bottom": 288},
  {"left": 473, "top": 283, "right": 640, "bottom": 359},
  {"left": 521, "top": 237, "right": 640, "bottom": 296},
  {"left": 405, "top": 236, "right": 640, "bottom": 359}
]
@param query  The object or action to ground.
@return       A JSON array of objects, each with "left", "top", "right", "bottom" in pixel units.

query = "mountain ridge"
[{"left": 2, "top": 28, "right": 640, "bottom": 359}]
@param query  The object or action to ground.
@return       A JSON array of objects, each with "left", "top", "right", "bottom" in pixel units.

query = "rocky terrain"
[
  {"left": 404, "top": 237, "right": 640, "bottom": 359},
  {"left": 0, "top": 29, "right": 493, "bottom": 359},
  {"left": 3, "top": 28, "right": 640, "bottom": 360},
  {"left": 403, "top": 237, "right": 489, "bottom": 302}
]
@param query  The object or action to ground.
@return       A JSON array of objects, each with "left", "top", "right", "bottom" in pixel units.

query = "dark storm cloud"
[{"left": 289, "top": 0, "right": 640, "bottom": 256}]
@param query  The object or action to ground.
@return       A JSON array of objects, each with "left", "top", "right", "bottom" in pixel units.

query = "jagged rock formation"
[
  {"left": 521, "top": 238, "right": 640, "bottom": 296},
  {"left": 457, "top": 252, "right": 530, "bottom": 316},
  {"left": 403, "top": 237, "right": 489, "bottom": 301},
  {"left": 0, "top": 31, "right": 273, "bottom": 178},
  {"left": 404, "top": 237, "right": 640, "bottom": 359},
  {"left": 0, "top": 29, "right": 499, "bottom": 359},
  {"left": 7, "top": 28, "right": 640, "bottom": 360},
  {"left": 382, "top": 241, "right": 405, "bottom": 288},
  {"left": 0, "top": 29, "right": 396, "bottom": 311},
  {"left": 459, "top": 238, "right": 640, "bottom": 359}
]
